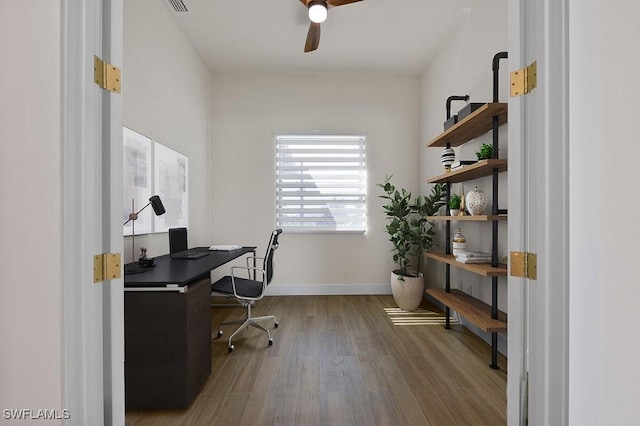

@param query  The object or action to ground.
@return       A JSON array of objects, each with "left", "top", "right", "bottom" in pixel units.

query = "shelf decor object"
[
  {"left": 443, "top": 115, "right": 458, "bottom": 130},
  {"left": 449, "top": 193, "right": 462, "bottom": 216},
  {"left": 441, "top": 147, "right": 456, "bottom": 171},
  {"left": 425, "top": 51, "right": 508, "bottom": 369},
  {"left": 457, "top": 102, "right": 485, "bottom": 121},
  {"left": 476, "top": 143, "right": 495, "bottom": 161},
  {"left": 466, "top": 187, "right": 488, "bottom": 215},
  {"left": 444, "top": 94, "right": 469, "bottom": 130},
  {"left": 452, "top": 228, "right": 467, "bottom": 257}
]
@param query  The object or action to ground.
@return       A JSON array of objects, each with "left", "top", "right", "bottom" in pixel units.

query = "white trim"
[
  {"left": 507, "top": 1, "right": 528, "bottom": 424},
  {"left": 103, "top": 0, "right": 125, "bottom": 423},
  {"left": 62, "top": 0, "right": 105, "bottom": 422},
  {"left": 507, "top": 0, "right": 571, "bottom": 424},
  {"left": 62, "top": 0, "right": 124, "bottom": 424},
  {"left": 264, "top": 283, "right": 392, "bottom": 296},
  {"left": 537, "top": 0, "right": 570, "bottom": 423}
]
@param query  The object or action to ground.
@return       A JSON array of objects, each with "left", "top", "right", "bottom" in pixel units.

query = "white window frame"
[{"left": 275, "top": 134, "right": 367, "bottom": 234}]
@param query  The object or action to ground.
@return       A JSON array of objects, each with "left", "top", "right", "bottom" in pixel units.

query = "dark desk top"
[{"left": 123, "top": 246, "right": 257, "bottom": 287}]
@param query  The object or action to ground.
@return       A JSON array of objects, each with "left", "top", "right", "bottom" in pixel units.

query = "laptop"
[{"left": 169, "top": 227, "right": 209, "bottom": 259}]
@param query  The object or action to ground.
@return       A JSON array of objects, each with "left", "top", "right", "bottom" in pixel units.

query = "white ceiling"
[{"left": 166, "top": 0, "right": 475, "bottom": 76}]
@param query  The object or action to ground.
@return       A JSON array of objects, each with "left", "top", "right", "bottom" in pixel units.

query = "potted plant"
[
  {"left": 378, "top": 175, "right": 446, "bottom": 311},
  {"left": 476, "top": 143, "right": 496, "bottom": 160},
  {"left": 449, "top": 193, "right": 461, "bottom": 216}
]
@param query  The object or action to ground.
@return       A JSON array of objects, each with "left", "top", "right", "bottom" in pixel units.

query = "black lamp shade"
[{"left": 149, "top": 195, "right": 166, "bottom": 216}]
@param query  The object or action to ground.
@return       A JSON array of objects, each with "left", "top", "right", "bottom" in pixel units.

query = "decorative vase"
[
  {"left": 390, "top": 271, "right": 424, "bottom": 311},
  {"left": 450, "top": 209, "right": 461, "bottom": 216},
  {"left": 440, "top": 147, "right": 455, "bottom": 172},
  {"left": 452, "top": 228, "right": 467, "bottom": 257},
  {"left": 466, "top": 186, "right": 487, "bottom": 215}
]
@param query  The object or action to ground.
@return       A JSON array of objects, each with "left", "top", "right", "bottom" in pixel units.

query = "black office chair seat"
[{"left": 211, "top": 276, "right": 263, "bottom": 299}]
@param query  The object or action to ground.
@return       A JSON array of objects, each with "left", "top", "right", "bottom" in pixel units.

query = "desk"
[{"left": 123, "top": 247, "right": 256, "bottom": 410}]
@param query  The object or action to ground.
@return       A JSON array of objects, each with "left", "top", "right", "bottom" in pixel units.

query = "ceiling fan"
[{"left": 298, "top": 0, "right": 363, "bottom": 53}]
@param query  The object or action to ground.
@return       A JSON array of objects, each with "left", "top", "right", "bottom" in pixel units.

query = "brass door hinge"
[
  {"left": 510, "top": 251, "right": 537, "bottom": 280},
  {"left": 94, "top": 55, "right": 121, "bottom": 94},
  {"left": 510, "top": 61, "right": 537, "bottom": 97},
  {"left": 93, "top": 253, "right": 122, "bottom": 283}
]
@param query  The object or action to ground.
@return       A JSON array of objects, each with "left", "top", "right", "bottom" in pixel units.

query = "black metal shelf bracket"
[{"left": 490, "top": 51, "right": 508, "bottom": 370}]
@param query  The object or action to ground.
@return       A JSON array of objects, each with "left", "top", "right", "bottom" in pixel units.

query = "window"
[{"left": 275, "top": 135, "right": 367, "bottom": 233}]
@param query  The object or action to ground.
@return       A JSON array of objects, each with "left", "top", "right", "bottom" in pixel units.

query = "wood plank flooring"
[{"left": 125, "top": 295, "right": 507, "bottom": 426}]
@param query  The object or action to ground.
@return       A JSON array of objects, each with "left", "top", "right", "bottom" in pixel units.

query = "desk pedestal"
[{"left": 124, "top": 278, "right": 211, "bottom": 409}]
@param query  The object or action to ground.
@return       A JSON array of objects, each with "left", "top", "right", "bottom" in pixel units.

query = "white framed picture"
[
  {"left": 153, "top": 142, "right": 189, "bottom": 233},
  {"left": 122, "top": 127, "right": 189, "bottom": 236},
  {"left": 123, "top": 127, "right": 152, "bottom": 236}
]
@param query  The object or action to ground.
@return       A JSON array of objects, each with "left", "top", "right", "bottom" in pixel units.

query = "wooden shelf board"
[
  {"left": 427, "top": 214, "right": 507, "bottom": 222},
  {"left": 427, "top": 159, "right": 508, "bottom": 184},
  {"left": 426, "top": 289, "right": 507, "bottom": 333},
  {"left": 426, "top": 252, "right": 507, "bottom": 277},
  {"left": 427, "top": 103, "right": 508, "bottom": 148}
]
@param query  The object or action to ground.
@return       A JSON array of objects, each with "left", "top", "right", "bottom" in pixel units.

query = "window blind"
[{"left": 275, "top": 135, "right": 367, "bottom": 233}]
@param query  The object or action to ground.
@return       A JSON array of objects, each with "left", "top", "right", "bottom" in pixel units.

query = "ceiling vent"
[{"left": 166, "top": 0, "right": 188, "bottom": 12}]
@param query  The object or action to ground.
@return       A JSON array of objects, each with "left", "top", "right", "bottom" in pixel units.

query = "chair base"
[{"left": 215, "top": 303, "right": 278, "bottom": 352}]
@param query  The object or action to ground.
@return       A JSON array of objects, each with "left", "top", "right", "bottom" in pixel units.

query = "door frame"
[
  {"left": 62, "top": 0, "right": 124, "bottom": 423},
  {"left": 60, "top": 0, "right": 573, "bottom": 423},
  {"left": 507, "top": 0, "right": 570, "bottom": 424}
]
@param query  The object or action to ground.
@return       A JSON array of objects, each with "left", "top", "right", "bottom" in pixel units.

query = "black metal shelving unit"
[{"left": 425, "top": 51, "right": 508, "bottom": 369}]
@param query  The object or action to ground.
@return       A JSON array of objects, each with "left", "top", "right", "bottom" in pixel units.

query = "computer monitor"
[
  {"left": 169, "top": 227, "right": 209, "bottom": 259},
  {"left": 169, "top": 227, "right": 188, "bottom": 258}
]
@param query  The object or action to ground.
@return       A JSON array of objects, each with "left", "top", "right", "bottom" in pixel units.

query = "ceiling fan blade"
[
  {"left": 299, "top": 0, "right": 309, "bottom": 6},
  {"left": 304, "top": 22, "right": 321, "bottom": 53},
  {"left": 327, "top": 0, "right": 362, "bottom": 7}
]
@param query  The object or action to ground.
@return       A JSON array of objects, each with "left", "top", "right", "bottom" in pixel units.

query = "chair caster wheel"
[
  {"left": 228, "top": 345, "right": 234, "bottom": 353},
  {"left": 217, "top": 330, "right": 223, "bottom": 338},
  {"left": 274, "top": 322, "right": 279, "bottom": 328},
  {"left": 268, "top": 339, "right": 273, "bottom": 346}
]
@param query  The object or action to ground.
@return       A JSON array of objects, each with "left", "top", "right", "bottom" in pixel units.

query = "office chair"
[{"left": 211, "top": 229, "right": 282, "bottom": 353}]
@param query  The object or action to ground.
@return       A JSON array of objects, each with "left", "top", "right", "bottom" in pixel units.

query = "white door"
[
  {"left": 63, "top": 0, "right": 124, "bottom": 424},
  {"left": 507, "top": 0, "right": 570, "bottom": 424}
]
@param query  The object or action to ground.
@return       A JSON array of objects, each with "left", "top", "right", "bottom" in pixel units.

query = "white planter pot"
[{"left": 391, "top": 271, "right": 424, "bottom": 311}]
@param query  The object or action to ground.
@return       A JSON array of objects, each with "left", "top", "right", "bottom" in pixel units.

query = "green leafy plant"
[
  {"left": 378, "top": 175, "right": 446, "bottom": 278},
  {"left": 449, "top": 194, "right": 461, "bottom": 210},
  {"left": 476, "top": 143, "right": 496, "bottom": 160}
]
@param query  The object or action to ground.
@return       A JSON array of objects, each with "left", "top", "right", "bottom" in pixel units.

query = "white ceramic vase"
[
  {"left": 466, "top": 187, "right": 487, "bottom": 215},
  {"left": 391, "top": 271, "right": 424, "bottom": 312}
]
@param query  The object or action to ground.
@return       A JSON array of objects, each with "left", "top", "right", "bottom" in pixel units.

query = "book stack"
[
  {"left": 451, "top": 160, "right": 476, "bottom": 170},
  {"left": 455, "top": 251, "right": 492, "bottom": 264}
]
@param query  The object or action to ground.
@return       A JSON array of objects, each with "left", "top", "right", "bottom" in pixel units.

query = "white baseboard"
[{"left": 264, "top": 283, "right": 392, "bottom": 296}]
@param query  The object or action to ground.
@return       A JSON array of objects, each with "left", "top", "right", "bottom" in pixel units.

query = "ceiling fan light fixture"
[{"left": 308, "top": 1, "right": 328, "bottom": 23}]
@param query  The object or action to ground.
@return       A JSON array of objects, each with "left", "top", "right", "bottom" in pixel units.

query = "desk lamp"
[{"left": 123, "top": 195, "right": 166, "bottom": 274}]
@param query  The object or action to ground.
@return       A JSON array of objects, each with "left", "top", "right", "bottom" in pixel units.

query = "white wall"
[
  {"left": 209, "top": 72, "right": 421, "bottom": 293},
  {"left": 420, "top": 2, "right": 508, "bottom": 348},
  {"left": 0, "top": 0, "right": 63, "bottom": 416},
  {"left": 569, "top": 1, "right": 640, "bottom": 424},
  {"left": 123, "top": 0, "right": 211, "bottom": 260}
]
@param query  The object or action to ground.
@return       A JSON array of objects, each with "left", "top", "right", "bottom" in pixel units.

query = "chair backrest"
[{"left": 263, "top": 229, "right": 283, "bottom": 285}]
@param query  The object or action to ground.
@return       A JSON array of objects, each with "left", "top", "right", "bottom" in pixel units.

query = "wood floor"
[{"left": 125, "top": 295, "right": 507, "bottom": 426}]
